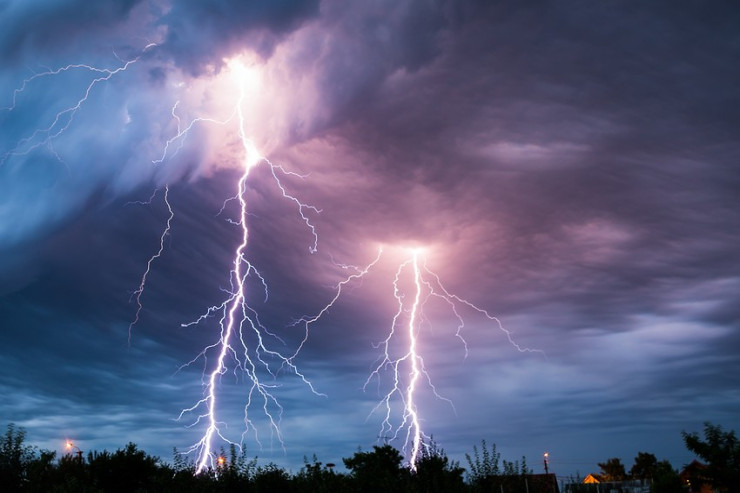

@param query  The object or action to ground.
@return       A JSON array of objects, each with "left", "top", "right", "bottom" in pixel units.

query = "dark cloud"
[
  {"left": 160, "top": 0, "right": 321, "bottom": 74},
  {"left": 0, "top": 0, "right": 145, "bottom": 65}
]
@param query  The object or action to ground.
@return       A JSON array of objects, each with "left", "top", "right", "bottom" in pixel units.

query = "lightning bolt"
[
  {"left": 170, "top": 60, "right": 328, "bottom": 473},
  {"left": 365, "top": 248, "right": 542, "bottom": 470}
]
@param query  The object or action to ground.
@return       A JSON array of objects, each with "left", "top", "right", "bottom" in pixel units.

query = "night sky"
[{"left": 2, "top": 0, "right": 739, "bottom": 480}]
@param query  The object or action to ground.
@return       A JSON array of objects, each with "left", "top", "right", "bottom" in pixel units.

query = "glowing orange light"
[{"left": 217, "top": 456, "right": 226, "bottom": 466}]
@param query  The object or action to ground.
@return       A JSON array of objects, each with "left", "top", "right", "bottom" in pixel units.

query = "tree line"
[
  {"left": 567, "top": 422, "right": 739, "bottom": 493},
  {"left": 1, "top": 422, "right": 737, "bottom": 492}
]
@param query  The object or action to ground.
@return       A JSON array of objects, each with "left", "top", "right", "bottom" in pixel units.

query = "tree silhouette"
[
  {"left": 0, "top": 424, "right": 37, "bottom": 491},
  {"left": 24, "top": 449, "right": 57, "bottom": 492},
  {"left": 650, "top": 459, "right": 684, "bottom": 493},
  {"left": 597, "top": 457, "right": 626, "bottom": 481},
  {"left": 86, "top": 442, "right": 168, "bottom": 492},
  {"left": 465, "top": 439, "right": 501, "bottom": 482},
  {"left": 343, "top": 444, "right": 409, "bottom": 493},
  {"left": 253, "top": 462, "right": 292, "bottom": 492},
  {"left": 682, "top": 422, "right": 740, "bottom": 492},
  {"left": 629, "top": 451, "right": 658, "bottom": 480},
  {"left": 465, "top": 440, "right": 535, "bottom": 493}
]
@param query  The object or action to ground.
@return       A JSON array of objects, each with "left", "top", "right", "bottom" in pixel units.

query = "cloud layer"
[{"left": 1, "top": 0, "right": 739, "bottom": 477}]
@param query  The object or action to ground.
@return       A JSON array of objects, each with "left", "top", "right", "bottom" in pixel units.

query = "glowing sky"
[{"left": 1, "top": 0, "right": 739, "bottom": 479}]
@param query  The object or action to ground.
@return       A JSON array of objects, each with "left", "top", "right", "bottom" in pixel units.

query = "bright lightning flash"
[
  {"left": 171, "top": 59, "right": 325, "bottom": 474},
  {"left": 365, "top": 247, "right": 542, "bottom": 470}
]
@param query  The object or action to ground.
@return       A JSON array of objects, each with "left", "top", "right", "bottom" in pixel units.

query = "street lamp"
[
  {"left": 543, "top": 451, "right": 549, "bottom": 474},
  {"left": 66, "top": 440, "right": 84, "bottom": 463}
]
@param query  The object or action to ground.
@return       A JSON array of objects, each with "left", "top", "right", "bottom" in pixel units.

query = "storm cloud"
[{"left": 1, "top": 0, "right": 739, "bottom": 478}]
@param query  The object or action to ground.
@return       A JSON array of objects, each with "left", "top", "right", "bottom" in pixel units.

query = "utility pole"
[{"left": 66, "top": 440, "right": 83, "bottom": 463}]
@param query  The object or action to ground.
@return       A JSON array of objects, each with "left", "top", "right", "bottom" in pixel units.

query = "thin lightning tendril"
[
  {"left": 1, "top": 44, "right": 156, "bottom": 166},
  {"left": 127, "top": 186, "right": 174, "bottom": 344},
  {"left": 153, "top": 101, "right": 237, "bottom": 165},
  {"left": 286, "top": 248, "right": 385, "bottom": 363}
]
